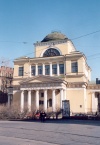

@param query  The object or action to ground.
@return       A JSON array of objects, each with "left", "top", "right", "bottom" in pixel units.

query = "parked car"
[
  {"left": 70, "top": 113, "right": 88, "bottom": 120},
  {"left": 34, "top": 111, "right": 40, "bottom": 119},
  {"left": 88, "top": 113, "right": 100, "bottom": 120}
]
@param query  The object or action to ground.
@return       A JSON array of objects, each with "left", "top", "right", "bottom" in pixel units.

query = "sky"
[{"left": 0, "top": 0, "right": 100, "bottom": 81}]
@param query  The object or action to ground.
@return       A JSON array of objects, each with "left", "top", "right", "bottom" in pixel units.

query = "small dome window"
[{"left": 43, "top": 48, "right": 60, "bottom": 57}]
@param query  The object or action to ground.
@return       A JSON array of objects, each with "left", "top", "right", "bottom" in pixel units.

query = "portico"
[{"left": 20, "top": 75, "right": 67, "bottom": 112}]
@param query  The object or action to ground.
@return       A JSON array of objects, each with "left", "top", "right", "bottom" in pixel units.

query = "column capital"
[
  {"left": 22, "top": 90, "right": 24, "bottom": 94},
  {"left": 60, "top": 88, "right": 64, "bottom": 91}
]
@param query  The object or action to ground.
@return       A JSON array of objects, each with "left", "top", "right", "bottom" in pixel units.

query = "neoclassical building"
[{"left": 9, "top": 32, "right": 100, "bottom": 114}]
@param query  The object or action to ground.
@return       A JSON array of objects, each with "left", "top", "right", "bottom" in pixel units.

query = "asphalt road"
[{"left": 0, "top": 119, "right": 100, "bottom": 145}]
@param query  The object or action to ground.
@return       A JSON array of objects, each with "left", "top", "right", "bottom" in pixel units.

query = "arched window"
[{"left": 43, "top": 48, "right": 60, "bottom": 57}]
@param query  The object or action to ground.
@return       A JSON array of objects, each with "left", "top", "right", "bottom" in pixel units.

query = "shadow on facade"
[{"left": 0, "top": 91, "right": 8, "bottom": 104}]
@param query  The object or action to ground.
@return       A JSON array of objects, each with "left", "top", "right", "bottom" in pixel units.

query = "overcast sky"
[{"left": 0, "top": 0, "right": 100, "bottom": 81}]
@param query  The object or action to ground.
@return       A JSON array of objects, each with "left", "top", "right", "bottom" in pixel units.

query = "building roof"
[{"left": 41, "top": 31, "right": 68, "bottom": 42}]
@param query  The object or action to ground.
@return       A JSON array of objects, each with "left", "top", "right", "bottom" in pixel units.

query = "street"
[{"left": 0, "top": 119, "right": 100, "bottom": 145}]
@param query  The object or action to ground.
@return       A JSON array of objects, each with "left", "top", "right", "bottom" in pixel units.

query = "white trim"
[
  {"left": 67, "top": 88, "right": 84, "bottom": 90},
  {"left": 28, "top": 90, "right": 31, "bottom": 112},
  {"left": 21, "top": 91, "right": 24, "bottom": 112},
  {"left": 52, "top": 89, "right": 56, "bottom": 112},
  {"left": 89, "top": 90, "right": 100, "bottom": 93},
  {"left": 20, "top": 86, "right": 65, "bottom": 91},
  {"left": 44, "top": 89, "right": 47, "bottom": 112}
]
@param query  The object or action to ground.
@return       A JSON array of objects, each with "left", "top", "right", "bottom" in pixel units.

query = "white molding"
[{"left": 67, "top": 88, "right": 85, "bottom": 90}]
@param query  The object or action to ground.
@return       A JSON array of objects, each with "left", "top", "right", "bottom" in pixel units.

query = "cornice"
[
  {"left": 34, "top": 39, "right": 68, "bottom": 47},
  {"left": 87, "top": 84, "right": 100, "bottom": 90},
  {"left": 67, "top": 82, "right": 87, "bottom": 88}
]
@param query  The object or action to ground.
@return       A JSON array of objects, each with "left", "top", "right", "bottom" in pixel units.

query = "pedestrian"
[{"left": 40, "top": 111, "right": 46, "bottom": 122}]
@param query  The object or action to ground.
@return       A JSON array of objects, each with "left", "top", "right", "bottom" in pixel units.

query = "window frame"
[
  {"left": 31, "top": 66, "right": 35, "bottom": 76},
  {"left": 71, "top": 61, "right": 78, "bottom": 73},
  {"left": 52, "top": 64, "right": 57, "bottom": 74},
  {"left": 38, "top": 65, "right": 42, "bottom": 75},
  {"left": 59, "top": 64, "right": 64, "bottom": 74},
  {"left": 18, "top": 66, "right": 24, "bottom": 76},
  {"left": 45, "top": 65, "right": 50, "bottom": 75}
]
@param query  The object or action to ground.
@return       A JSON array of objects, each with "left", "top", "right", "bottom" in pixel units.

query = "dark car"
[{"left": 71, "top": 113, "right": 88, "bottom": 120}]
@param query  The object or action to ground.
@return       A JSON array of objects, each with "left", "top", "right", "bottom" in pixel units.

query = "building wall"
[
  {"left": 86, "top": 90, "right": 92, "bottom": 112},
  {"left": 67, "top": 88, "right": 85, "bottom": 113},
  {"left": 12, "top": 34, "right": 93, "bottom": 113}
]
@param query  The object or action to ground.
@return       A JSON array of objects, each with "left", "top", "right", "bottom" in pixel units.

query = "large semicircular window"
[{"left": 43, "top": 48, "right": 60, "bottom": 57}]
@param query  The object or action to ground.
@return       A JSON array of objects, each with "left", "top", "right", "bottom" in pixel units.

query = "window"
[
  {"left": 39, "top": 100, "right": 44, "bottom": 105},
  {"left": 38, "top": 65, "right": 42, "bottom": 75},
  {"left": 31, "top": 66, "right": 35, "bottom": 76},
  {"left": 45, "top": 65, "right": 50, "bottom": 75},
  {"left": 52, "top": 64, "right": 57, "bottom": 74},
  {"left": 49, "top": 99, "right": 52, "bottom": 107},
  {"left": 59, "top": 64, "right": 64, "bottom": 74},
  {"left": 71, "top": 62, "right": 78, "bottom": 73},
  {"left": 19, "top": 67, "right": 24, "bottom": 76},
  {"left": 43, "top": 48, "right": 60, "bottom": 57},
  {"left": 41, "top": 93, "right": 44, "bottom": 97}
]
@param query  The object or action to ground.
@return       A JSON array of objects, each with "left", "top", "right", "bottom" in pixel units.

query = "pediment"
[{"left": 19, "top": 75, "right": 66, "bottom": 84}]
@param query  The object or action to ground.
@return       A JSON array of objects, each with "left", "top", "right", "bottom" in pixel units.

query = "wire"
[
  {"left": 1, "top": 29, "right": 100, "bottom": 65},
  {"left": 71, "top": 29, "right": 100, "bottom": 40},
  {"left": 0, "top": 41, "right": 30, "bottom": 44}
]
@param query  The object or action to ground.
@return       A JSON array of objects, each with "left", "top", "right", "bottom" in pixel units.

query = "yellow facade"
[{"left": 11, "top": 32, "right": 100, "bottom": 115}]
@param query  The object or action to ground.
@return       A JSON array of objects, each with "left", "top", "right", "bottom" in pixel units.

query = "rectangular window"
[
  {"left": 38, "top": 65, "right": 42, "bottom": 75},
  {"left": 59, "top": 64, "right": 64, "bottom": 74},
  {"left": 41, "top": 92, "right": 44, "bottom": 97},
  {"left": 31, "top": 66, "right": 35, "bottom": 76},
  {"left": 45, "top": 65, "right": 50, "bottom": 75},
  {"left": 19, "top": 67, "right": 24, "bottom": 76},
  {"left": 39, "top": 100, "right": 44, "bottom": 105},
  {"left": 71, "top": 62, "right": 78, "bottom": 73},
  {"left": 52, "top": 64, "right": 57, "bottom": 74}
]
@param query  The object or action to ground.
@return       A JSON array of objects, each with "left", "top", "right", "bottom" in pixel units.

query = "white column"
[
  {"left": 60, "top": 89, "right": 63, "bottom": 109},
  {"left": 57, "top": 62, "right": 59, "bottom": 76},
  {"left": 29, "top": 65, "right": 31, "bottom": 77},
  {"left": 64, "top": 89, "right": 66, "bottom": 100},
  {"left": 35, "top": 64, "right": 38, "bottom": 76},
  {"left": 21, "top": 90, "right": 24, "bottom": 112},
  {"left": 8, "top": 94, "right": 10, "bottom": 107},
  {"left": 36, "top": 90, "right": 39, "bottom": 110},
  {"left": 52, "top": 89, "right": 56, "bottom": 112},
  {"left": 92, "top": 92, "right": 98, "bottom": 113},
  {"left": 28, "top": 90, "right": 31, "bottom": 112},
  {"left": 44, "top": 89, "right": 47, "bottom": 112},
  {"left": 82, "top": 85, "right": 87, "bottom": 113},
  {"left": 43, "top": 63, "right": 45, "bottom": 75},
  {"left": 50, "top": 62, "right": 52, "bottom": 76}
]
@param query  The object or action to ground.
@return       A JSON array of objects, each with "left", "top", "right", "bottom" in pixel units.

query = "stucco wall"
[{"left": 67, "top": 89, "right": 85, "bottom": 113}]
